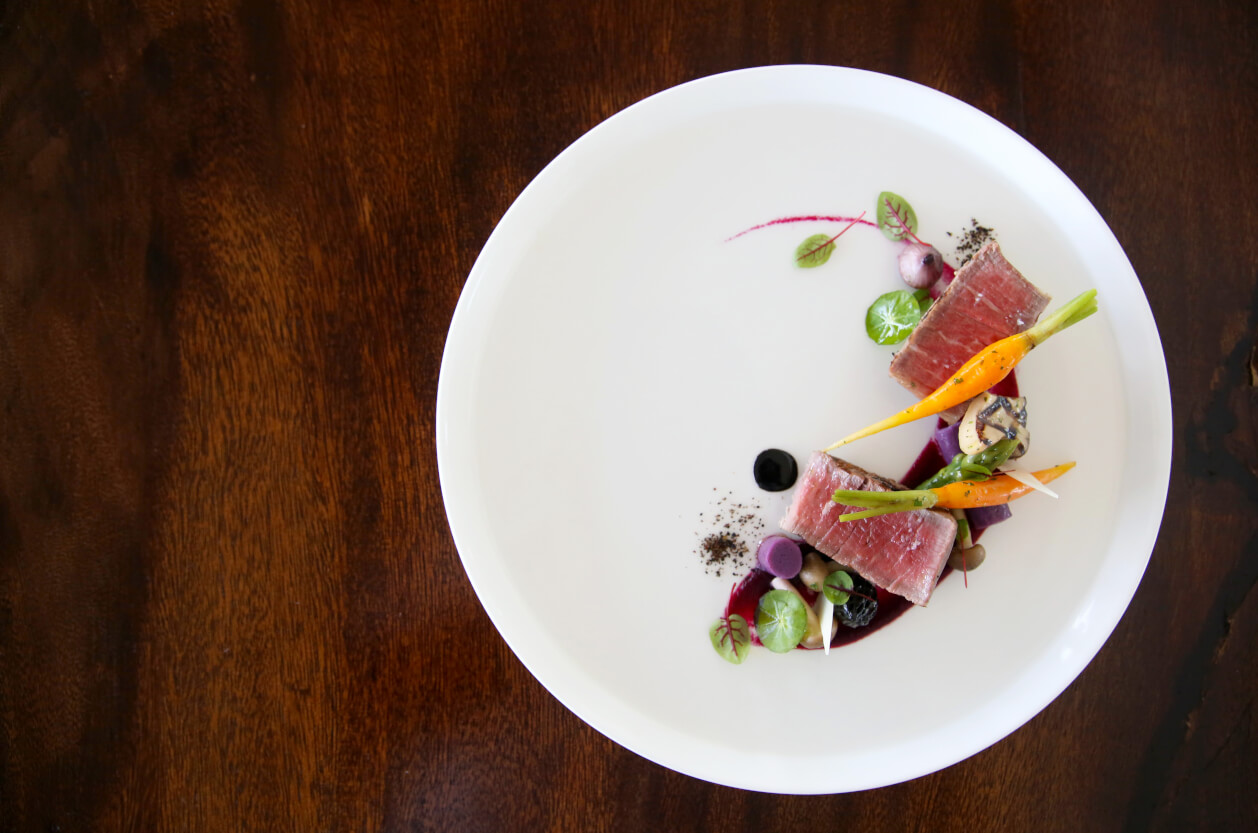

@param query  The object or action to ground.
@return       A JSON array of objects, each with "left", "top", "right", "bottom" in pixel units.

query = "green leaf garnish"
[
  {"left": 865, "top": 290, "right": 924, "bottom": 345},
  {"left": 755, "top": 590, "right": 808, "bottom": 653},
  {"left": 709, "top": 614, "right": 751, "bottom": 664},
  {"left": 823, "top": 570, "right": 854, "bottom": 606},
  {"left": 913, "top": 287, "right": 933, "bottom": 315},
  {"left": 876, "top": 191, "right": 918, "bottom": 241},
  {"left": 794, "top": 233, "right": 837, "bottom": 268},
  {"left": 794, "top": 213, "right": 865, "bottom": 268}
]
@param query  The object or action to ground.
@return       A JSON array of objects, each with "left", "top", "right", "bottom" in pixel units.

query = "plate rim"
[{"left": 436, "top": 64, "right": 1173, "bottom": 793}]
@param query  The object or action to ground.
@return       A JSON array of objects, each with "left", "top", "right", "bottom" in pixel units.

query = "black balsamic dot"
[{"left": 753, "top": 448, "right": 798, "bottom": 492}]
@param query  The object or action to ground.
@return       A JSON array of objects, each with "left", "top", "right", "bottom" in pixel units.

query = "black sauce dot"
[{"left": 753, "top": 449, "right": 798, "bottom": 492}]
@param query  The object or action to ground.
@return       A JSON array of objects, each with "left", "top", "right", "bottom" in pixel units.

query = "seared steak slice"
[
  {"left": 780, "top": 452, "right": 957, "bottom": 606},
  {"left": 890, "top": 241, "right": 1051, "bottom": 399}
]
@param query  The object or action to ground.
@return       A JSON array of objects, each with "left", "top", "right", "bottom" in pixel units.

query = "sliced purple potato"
[{"left": 757, "top": 536, "right": 803, "bottom": 578}]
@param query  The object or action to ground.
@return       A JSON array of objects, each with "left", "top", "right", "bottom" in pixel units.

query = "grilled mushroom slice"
[{"left": 958, "top": 392, "right": 1030, "bottom": 458}]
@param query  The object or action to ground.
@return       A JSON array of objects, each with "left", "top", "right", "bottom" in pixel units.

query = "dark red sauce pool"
[{"left": 724, "top": 560, "right": 930, "bottom": 650}]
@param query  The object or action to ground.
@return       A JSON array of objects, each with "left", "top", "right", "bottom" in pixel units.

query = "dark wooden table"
[{"left": 2, "top": 1, "right": 1254, "bottom": 830}]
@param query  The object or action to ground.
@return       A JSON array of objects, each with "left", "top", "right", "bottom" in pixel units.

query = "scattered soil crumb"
[
  {"left": 946, "top": 218, "right": 996, "bottom": 267},
  {"left": 696, "top": 491, "right": 766, "bottom": 577}
]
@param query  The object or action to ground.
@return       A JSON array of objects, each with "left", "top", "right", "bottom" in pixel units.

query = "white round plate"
[{"left": 436, "top": 66, "right": 1171, "bottom": 793}]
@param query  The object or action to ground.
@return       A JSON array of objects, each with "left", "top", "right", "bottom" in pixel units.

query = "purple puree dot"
[{"left": 757, "top": 536, "right": 802, "bottom": 578}]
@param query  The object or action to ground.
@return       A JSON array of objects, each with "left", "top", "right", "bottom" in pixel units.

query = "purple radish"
[{"left": 898, "top": 243, "right": 944, "bottom": 289}]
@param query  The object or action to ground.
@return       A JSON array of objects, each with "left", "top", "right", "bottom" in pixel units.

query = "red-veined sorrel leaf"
[
  {"left": 876, "top": 191, "right": 919, "bottom": 242},
  {"left": 794, "top": 233, "right": 837, "bottom": 268},
  {"left": 794, "top": 211, "right": 866, "bottom": 268},
  {"left": 709, "top": 614, "right": 751, "bottom": 664}
]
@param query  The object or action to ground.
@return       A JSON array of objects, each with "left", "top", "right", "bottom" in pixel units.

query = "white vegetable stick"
[
  {"left": 820, "top": 596, "right": 835, "bottom": 656},
  {"left": 1002, "top": 468, "right": 1059, "bottom": 498}
]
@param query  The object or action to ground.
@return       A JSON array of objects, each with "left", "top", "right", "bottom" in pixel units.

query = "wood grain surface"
[{"left": 1, "top": 0, "right": 1254, "bottom": 830}]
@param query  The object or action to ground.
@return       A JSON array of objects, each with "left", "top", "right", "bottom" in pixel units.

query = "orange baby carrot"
[
  {"left": 928, "top": 462, "right": 1076, "bottom": 508},
  {"left": 832, "top": 462, "right": 1076, "bottom": 521},
  {"left": 824, "top": 290, "right": 1097, "bottom": 451}
]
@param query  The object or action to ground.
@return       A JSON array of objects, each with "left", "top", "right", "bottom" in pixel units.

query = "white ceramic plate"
[{"left": 436, "top": 66, "right": 1171, "bottom": 793}]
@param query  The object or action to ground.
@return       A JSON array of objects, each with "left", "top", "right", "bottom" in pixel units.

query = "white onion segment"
[{"left": 1002, "top": 469, "right": 1059, "bottom": 498}]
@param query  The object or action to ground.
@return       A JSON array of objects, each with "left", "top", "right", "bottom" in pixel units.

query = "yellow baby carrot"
[{"left": 824, "top": 290, "right": 1098, "bottom": 451}]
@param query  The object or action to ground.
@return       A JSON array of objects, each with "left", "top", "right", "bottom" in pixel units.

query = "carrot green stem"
[
  {"left": 1024, "top": 290, "right": 1098, "bottom": 347},
  {"left": 837, "top": 503, "right": 926, "bottom": 522},
  {"left": 831, "top": 488, "right": 938, "bottom": 521}
]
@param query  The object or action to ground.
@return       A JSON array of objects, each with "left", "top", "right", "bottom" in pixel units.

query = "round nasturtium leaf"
[
  {"left": 865, "top": 290, "right": 923, "bottom": 345},
  {"left": 755, "top": 590, "right": 808, "bottom": 653}
]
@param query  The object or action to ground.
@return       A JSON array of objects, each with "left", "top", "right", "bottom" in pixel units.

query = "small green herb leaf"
[
  {"left": 709, "top": 614, "right": 751, "bottom": 664},
  {"left": 823, "top": 570, "right": 854, "bottom": 606},
  {"left": 876, "top": 191, "right": 918, "bottom": 241},
  {"left": 865, "top": 289, "right": 924, "bottom": 345},
  {"left": 913, "top": 287, "right": 933, "bottom": 315},
  {"left": 795, "top": 233, "right": 837, "bottom": 268},
  {"left": 755, "top": 590, "right": 808, "bottom": 653}
]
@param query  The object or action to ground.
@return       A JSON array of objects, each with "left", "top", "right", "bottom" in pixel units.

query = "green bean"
[{"left": 915, "top": 437, "right": 1019, "bottom": 490}]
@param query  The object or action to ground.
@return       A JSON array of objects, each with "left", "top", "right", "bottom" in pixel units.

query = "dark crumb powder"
[
  {"left": 695, "top": 491, "right": 766, "bottom": 577},
  {"left": 700, "top": 532, "right": 746, "bottom": 572},
  {"left": 946, "top": 218, "right": 996, "bottom": 267}
]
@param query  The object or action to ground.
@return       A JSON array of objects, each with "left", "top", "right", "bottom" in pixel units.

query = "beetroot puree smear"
[
  {"left": 724, "top": 215, "right": 878, "bottom": 242},
  {"left": 900, "top": 424, "right": 950, "bottom": 489}
]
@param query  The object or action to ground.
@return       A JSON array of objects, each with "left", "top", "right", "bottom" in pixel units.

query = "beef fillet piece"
[
  {"left": 780, "top": 452, "right": 957, "bottom": 606},
  {"left": 890, "top": 241, "right": 1051, "bottom": 416}
]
